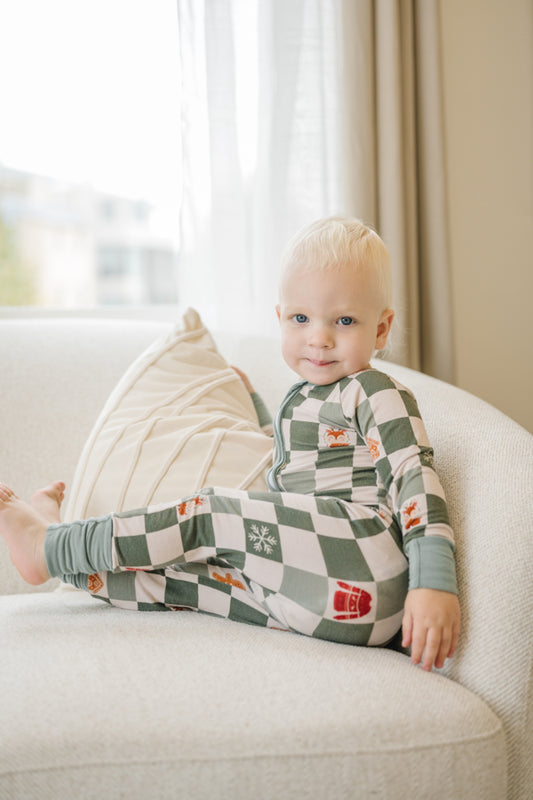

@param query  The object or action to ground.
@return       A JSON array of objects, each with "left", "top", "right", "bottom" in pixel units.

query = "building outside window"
[{"left": 0, "top": 0, "right": 181, "bottom": 311}]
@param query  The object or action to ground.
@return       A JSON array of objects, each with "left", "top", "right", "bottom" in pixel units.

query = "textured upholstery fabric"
[
  {"left": 1, "top": 592, "right": 505, "bottom": 800},
  {"left": 1, "top": 317, "right": 532, "bottom": 799}
]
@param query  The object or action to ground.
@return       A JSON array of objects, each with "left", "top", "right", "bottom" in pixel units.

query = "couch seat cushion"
[{"left": 0, "top": 591, "right": 506, "bottom": 800}]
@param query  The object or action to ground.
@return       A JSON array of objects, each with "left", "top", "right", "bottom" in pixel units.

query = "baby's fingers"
[
  {"left": 409, "top": 623, "right": 428, "bottom": 668},
  {"left": 422, "top": 630, "right": 452, "bottom": 671},
  {"left": 402, "top": 589, "right": 461, "bottom": 670},
  {"left": 410, "top": 622, "right": 447, "bottom": 671},
  {"left": 450, "top": 618, "right": 461, "bottom": 657},
  {"left": 401, "top": 611, "right": 414, "bottom": 650},
  {"left": 422, "top": 619, "right": 461, "bottom": 670},
  {"left": 437, "top": 619, "right": 461, "bottom": 668}
]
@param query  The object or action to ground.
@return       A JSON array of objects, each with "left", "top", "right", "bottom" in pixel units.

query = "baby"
[{"left": 0, "top": 217, "right": 460, "bottom": 671}]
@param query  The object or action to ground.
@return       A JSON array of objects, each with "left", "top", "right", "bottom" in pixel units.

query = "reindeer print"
[
  {"left": 213, "top": 571, "right": 246, "bottom": 591},
  {"left": 178, "top": 496, "right": 204, "bottom": 518},
  {"left": 402, "top": 500, "right": 422, "bottom": 531},
  {"left": 366, "top": 437, "right": 381, "bottom": 460},
  {"left": 325, "top": 428, "right": 350, "bottom": 447},
  {"left": 319, "top": 426, "right": 357, "bottom": 449}
]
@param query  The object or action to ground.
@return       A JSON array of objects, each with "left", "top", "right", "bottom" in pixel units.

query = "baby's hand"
[
  {"left": 231, "top": 366, "right": 255, "bottom": 394},
  {"left": 402, "top": 588, "right": 461, "bottom": 671}
]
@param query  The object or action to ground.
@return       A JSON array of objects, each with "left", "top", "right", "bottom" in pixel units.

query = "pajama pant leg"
[{"left": 65, "top": 487, "right": 409, "bottom": 646}]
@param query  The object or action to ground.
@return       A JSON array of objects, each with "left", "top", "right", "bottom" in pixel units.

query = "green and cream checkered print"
[
  {"left": 269, "top": 370, "right": 453, "bottom": 548},
  {"left": 59, "top": 368, "right": 455, "bottom": 646},
  {"left": 85, "top": 486, "right": 408, "bottom": 646}
]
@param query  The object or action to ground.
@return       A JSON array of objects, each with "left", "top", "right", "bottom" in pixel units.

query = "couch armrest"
[
  {"left": 379, "top": 359, "right": 533, "bottom": 800},
  {"left": 443, "top": 401, "right": 533, "bottom": 800}
]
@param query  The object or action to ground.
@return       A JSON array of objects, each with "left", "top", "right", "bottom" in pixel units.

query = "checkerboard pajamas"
[{"left": 49, "top": 369, "right": 456, "bottom": 647}]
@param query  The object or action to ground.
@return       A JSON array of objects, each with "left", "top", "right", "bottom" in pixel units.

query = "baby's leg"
[
  {"left": 0, "top": 482, "right": 64, "bottom": 585},
  {"left": 196, "top": 488, "right": 408, "bottom": 646},
  {"left": 81, "top": 563, "right": 289, "bottom": 632},
  {"left": 30, "top": 485, "right": 408, "bottom": 645},
  {"left": 104, "top": 487, "right": 407, "bottom": 644}
]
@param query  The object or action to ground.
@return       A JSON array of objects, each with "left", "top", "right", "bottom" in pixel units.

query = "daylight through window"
[{"left": 0, "top": 0, "right": 181, "bottom": 308}]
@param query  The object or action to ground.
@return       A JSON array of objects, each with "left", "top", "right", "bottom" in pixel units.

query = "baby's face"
[{"left": 276, "top": 263, "right": 393, "bottom": 385}]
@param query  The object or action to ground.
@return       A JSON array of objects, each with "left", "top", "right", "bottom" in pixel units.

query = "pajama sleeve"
[
  {"left": 250, "top": 392, "right": 274, "bottom": 437},
  {"left": 348, "top": 370, "right": 458, "bottom": 595}
]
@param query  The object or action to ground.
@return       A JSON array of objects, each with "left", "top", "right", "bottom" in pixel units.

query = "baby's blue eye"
[
  {"left": 293, "top": 314, "right": 308, "bottom": 324},
  {"left": 338, "top": 316, "right": 354, "bottom": 326}
]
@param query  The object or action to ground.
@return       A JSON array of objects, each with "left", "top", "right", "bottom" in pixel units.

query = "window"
[{"left": 0, "top": 0, "right": 181, "bottom": 309}]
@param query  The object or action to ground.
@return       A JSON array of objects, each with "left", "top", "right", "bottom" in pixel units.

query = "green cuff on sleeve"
[
  {"left": 405, "top": 536, "right": 458, "bottom": 594},
  {"left": 251, "top": 392, "right": 273, "bottom": 430}
]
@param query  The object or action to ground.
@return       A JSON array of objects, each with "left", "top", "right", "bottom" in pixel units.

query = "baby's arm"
[
  {"left": 402, "top": 588, "right": 461, "bottom": 671},
  {"left": 348, "top": 371, "right": 460, "bottom": 669}
]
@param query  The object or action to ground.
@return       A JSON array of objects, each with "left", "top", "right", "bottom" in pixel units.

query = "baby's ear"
[
  {"left": 376, "top": 309, "right": 394, "bottom": 349},
  {"left": 276, "top": 305, "right": 281, "bottom": 322}
]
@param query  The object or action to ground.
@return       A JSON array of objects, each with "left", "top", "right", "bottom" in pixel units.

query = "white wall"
[{"left": 440, "top": 0, "right": 533, "bottom": 431}]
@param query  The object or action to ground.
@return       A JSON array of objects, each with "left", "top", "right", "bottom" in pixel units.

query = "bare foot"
[
  {"left": 0, "top": 483, "right": 51, "bottom": 585},
  {"left": 30, "top": 481, "right": 65, "bottom": 524}
]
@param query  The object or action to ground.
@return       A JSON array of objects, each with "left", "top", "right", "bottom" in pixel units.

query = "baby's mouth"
[{"left": 305, "top": 358, "right": 337, "bottom": 367}]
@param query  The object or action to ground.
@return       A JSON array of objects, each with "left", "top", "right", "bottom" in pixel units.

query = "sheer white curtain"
[
  {"left": 177, "top": 0, "right": 348, "bottom": 336},
  {"left": 176, "top": 0, "right": 454, "bottom": 380}
]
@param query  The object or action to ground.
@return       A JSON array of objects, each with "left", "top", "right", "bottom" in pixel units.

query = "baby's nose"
[{"left": 308, "top": 323, "right": 334, "bottom": 348}]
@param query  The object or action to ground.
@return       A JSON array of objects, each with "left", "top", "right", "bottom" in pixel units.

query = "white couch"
[{"left": 1, "top": 317, "right": 532, "bottom": 800}]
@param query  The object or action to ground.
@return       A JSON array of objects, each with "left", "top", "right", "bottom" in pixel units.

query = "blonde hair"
[{"left": 280, "top": 216, "right": 393, "bottom": 311}]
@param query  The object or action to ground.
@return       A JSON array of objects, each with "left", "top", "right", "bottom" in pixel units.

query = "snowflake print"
[{"left": 247, "top": 524, "right": 278, "bottom": 555}]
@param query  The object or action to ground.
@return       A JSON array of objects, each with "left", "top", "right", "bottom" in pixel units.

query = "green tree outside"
[{"left": 0, "top": 215, "right": 38, "bottom": 305}]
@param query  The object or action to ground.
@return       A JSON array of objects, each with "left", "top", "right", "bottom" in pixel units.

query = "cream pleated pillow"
[{"left": 64, "top": 308, "right": 273, "bottom": 522}]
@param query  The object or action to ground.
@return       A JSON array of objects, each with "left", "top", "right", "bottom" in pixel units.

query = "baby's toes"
[{"left": 0, "top": 484, "right": 16, "bottom": 503}]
